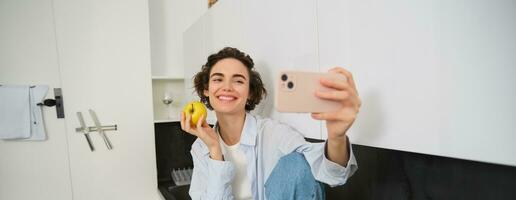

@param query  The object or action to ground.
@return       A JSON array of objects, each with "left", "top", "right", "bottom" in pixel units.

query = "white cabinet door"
[
  {"left": 2, "top": 1, "right": 162, "bottom": 199},
  {"left": 317, "top": 0, "right": 516, "bottom": 166},
  {"left": 0, "top": 1, "right": 72, "bottom": 199},
  {"left": 241, "top": 0, "right": 322, "bottom": 139},
  {"left": 317, "top": 0, "right": 446, "bottom": 151},
  {"left": 52, "top": 0, "right": 161, "bottom": 199}
]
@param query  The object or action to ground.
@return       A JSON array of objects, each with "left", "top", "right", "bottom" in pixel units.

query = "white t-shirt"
[{"left": 220, "top": 138, "right": 253, "bottom": 200}]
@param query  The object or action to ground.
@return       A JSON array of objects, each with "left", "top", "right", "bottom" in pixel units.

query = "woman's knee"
[
  {"left": 265, "top": 152, "right": 325, "bottom": 200},
  {"left": 277, "top": 152, "right": 312, "bottom": 179}
]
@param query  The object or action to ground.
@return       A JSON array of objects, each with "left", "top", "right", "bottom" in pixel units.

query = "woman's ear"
[{"left": 203, "top": 89, "right": 209, "bottom": 97}]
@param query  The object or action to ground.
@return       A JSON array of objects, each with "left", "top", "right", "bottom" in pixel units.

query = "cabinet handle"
[
  {"left": 75, "top": 110, "right": 117, "bottom": 151},
  {"left": 88, "top": 109, "right": 114, "bottom": 150},
  {"left": 76, "top": 112, "right": 95, "bottom": 151}
]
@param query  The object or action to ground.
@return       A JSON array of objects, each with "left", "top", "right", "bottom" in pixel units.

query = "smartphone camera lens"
[
  {"left": 287, "top": 81, "right": 294, "bottom": 89},
  {"left": 281, "top": 74, "right": 288, "bottom": 81}
]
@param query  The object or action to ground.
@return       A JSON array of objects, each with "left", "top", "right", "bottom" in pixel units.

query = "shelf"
[
  {"left": 154, "top": 118, "right": 180, "bottom": 123},
  {"left": 152, "top": 76, "right": 184, "bottom": 80}
]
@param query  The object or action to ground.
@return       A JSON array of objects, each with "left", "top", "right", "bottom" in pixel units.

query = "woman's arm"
[
  {"left": 189, "top": 141, "right": 236, "bottom": 200},
  {"left": 326, "top": 136, "right": 350, "bottom": 167},
  {"left": 311, "top": 67, "right": 361, "bottom": 167},
  {"left": 182, "top": 114, "right": 235, "bottom": 199}
]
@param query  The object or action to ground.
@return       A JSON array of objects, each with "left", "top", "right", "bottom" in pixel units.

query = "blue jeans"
[{"left": 265, "top": 152, "right": 326, "bottom": 200}]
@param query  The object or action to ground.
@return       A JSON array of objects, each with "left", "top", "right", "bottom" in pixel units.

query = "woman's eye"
[
  {"left": 235, "top": 80, "right": 244, "bottom": 84},
  {"left": 213, "top": 78, "right": 222, "bottom": 82}
]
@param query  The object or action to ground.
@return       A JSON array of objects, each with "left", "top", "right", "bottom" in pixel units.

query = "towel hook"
[
  {"left": 37, "top": 99, "right": 57, "bottom": 107},
  {"left": 37, "top": 88, "right": 65, "bottom": 118}
]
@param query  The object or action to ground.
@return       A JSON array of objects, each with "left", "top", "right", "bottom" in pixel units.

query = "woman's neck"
[{"left": 216, "top": 111, "right": 246, "bottom": 146}]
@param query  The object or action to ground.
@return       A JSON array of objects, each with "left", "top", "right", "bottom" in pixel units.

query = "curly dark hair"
[{"left": 193, "top": 47, "right": 267, "bottom": 111}]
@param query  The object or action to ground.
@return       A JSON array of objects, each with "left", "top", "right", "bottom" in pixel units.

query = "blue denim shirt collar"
[
  {"left": 240, "top": 113, "right": 257, "bottom": 147},
  {"left": 212, "top": 113, "right": 257, "bottom": 148}
]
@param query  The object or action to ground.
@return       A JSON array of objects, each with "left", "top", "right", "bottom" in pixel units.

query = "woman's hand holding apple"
[{"left": 180, "top": 102, "right": 223, "bottom": 161}]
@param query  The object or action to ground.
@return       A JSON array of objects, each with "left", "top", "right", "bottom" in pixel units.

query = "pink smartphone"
[{"left": 275, "top": 70, "right": 347, "bottom": 113}]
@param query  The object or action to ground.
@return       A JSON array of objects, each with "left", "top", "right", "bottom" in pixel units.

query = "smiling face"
[{"left": 203, "top": 58, "right": 250, "bottom": 115}]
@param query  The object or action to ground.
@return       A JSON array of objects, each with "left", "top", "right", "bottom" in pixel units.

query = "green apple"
[{"left": 182, "top": 101, "right": 207, "bottom": 127}]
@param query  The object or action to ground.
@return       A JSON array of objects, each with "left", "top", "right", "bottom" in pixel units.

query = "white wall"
[
  {"left": 149, "top": 0, "right": 207, "bottom": 77},
  {"left": 0, "top": 1, "right": 73, "bottom": 199},
  {"left": 184, "top": 0, "right": 516, "bottom": 166}
]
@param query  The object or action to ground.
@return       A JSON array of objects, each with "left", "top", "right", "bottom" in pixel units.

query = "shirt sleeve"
[
  {"left": 308, "top": 139, "right": 358, "bottom": 187},
  {"left": 189, "top": 140, "right": 236, "bottom": 200},
  {"left": 275, "top": 123, "right": 358, "bottom": 187}
]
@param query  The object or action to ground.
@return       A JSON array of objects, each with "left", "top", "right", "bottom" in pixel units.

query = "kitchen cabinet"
[
  {"left": 1, "top": 0, "right": 162, "bottom": 199},
  {"left": 148, "top": 0, "right": 206, "bottom": 123},
  {"left": 152, "top": 77, "right": 185, "bottom": 123}
]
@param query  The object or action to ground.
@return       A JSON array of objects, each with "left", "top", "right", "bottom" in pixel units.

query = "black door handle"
[{"left": 37, "top": 88, "right": 65, "bottom": 118}]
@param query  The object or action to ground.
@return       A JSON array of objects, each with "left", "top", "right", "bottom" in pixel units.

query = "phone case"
[{"left": 275, "top": 70, "right": 347, "bottom": 113}]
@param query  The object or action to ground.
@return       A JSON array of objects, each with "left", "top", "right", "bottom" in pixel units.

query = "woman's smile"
[{"left": 217, "top": 95, "right": 237, "bottom": 102}]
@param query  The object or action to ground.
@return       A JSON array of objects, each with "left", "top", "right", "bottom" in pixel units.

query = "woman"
[{"left": 180, "top": 47, "right": 361, "bottom": 200}]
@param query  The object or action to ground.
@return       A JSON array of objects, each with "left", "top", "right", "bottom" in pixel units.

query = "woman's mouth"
[{"left": 217, "top": 95, "right": 237, "bottom": 103}]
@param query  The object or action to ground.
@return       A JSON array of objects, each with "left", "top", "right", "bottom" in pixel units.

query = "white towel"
[
  {"left": 25, "top": 85, "right": 49, "bottom": 141},
  {"left": 0, "top": 85, "right": 31, "bottom": 139},
  {"left": 0, "top": 85, "right": 49, "bottom": 140}
]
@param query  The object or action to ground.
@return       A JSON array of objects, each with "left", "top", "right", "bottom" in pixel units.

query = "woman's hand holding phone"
[
  {"left": 180, "top": 112, "right": 223, "bottom": 161},
  {"left": 311, "top": 67, "right": 361, "bottom": 167},
  {"left": 311, "top": 67, "right": 361, "bottom": 139}
]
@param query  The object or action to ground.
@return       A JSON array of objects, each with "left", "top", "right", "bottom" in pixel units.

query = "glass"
[{"left": 162, "top": 91, "right": 173, "bottom": 119}]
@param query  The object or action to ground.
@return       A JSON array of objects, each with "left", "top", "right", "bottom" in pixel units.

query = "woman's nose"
[{"left": 222, "top": 81, "right": 233, "bottom": 91}]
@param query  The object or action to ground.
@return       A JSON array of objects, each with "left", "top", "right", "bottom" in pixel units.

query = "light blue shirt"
[{"left": 189, "top": 113, "right": 358, "bottom": 200}]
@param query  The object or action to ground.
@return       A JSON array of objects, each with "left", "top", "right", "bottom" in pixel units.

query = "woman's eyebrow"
[
  {"left": 210, "top": 73, "right": 224, "bottom": 78},
  {"left": 210, "top": 73, "right": 247, "bottom": 80},
  {"left": 232, "top": 74, "right": 247, "bottom": 80}
]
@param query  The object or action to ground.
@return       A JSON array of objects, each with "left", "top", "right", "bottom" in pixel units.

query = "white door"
[
  {"left": 53, "top": 0, "right": 161, "bottom": 199},
  {"left": 1, "top": 0, "right": 162, "bottom": 199},
  {"left": 0, "top": 0, "right": 73, "bottom": 199}
]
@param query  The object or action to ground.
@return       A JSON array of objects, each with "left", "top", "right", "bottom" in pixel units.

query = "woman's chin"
[{"left": 213, "top": 104, "right": 246, "bottom": 115}]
